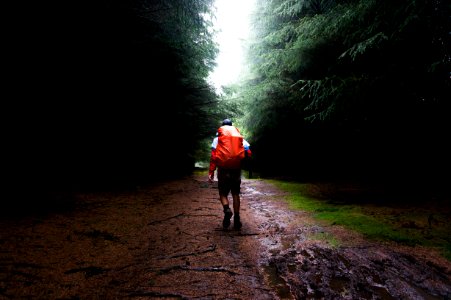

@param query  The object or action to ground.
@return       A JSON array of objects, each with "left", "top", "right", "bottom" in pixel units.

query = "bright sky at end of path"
[{"left": 208, "top": 0, "right": 256, "bottom": 93}]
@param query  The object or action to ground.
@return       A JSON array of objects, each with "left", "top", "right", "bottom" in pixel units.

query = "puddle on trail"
[
  {"left": 242, "top": 180, "right": 451, "bottom": 300},
  {"left": 245, "top": 186, "right": 273, "bottom": 196},
  {"left": 263, "top": 263, "right": 294, "bottom": 299}
]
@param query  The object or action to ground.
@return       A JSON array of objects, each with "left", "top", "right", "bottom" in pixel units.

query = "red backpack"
[{"left": 215, "top": 125, "right": 245, "bottom": 169}]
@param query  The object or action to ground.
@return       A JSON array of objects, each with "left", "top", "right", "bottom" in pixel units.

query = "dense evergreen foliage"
[
  {"left": 4, "top": 0, "right": 449, "bottom": 211},
  {"left": 234, "top": 0, "right": 450, "bottom": 188},
  {"left": 5, "top": 0, "right": 221, "bottom": 206}
]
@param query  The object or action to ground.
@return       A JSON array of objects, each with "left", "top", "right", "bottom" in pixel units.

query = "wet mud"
[
  {"left": 245, "top": 180, "right": 451, "bottom": 299},
  {"left": 0, "top": 175, "right": 450, "bottom": 299}
]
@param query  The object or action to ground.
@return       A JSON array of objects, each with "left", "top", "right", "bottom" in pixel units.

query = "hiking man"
[{"left": 208, "top": 119, "right": 252, "bottom": 230}]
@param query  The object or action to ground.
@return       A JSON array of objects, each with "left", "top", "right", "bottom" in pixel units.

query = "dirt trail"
[{"left": 0, "top": 174, "right": 450, "bottom": 299}]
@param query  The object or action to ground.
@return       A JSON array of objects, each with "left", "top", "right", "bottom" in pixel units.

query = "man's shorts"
[{"left": 217, "top": 168, "right": 241, "bottom": 196}]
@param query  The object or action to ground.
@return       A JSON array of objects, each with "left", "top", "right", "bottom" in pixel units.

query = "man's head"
[{"left": 222, "top": 118, "right": 232, "bottom": 126}]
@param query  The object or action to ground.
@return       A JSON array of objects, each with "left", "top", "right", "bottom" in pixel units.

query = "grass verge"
[{"left": 266, "top": 179, "right": 451, "bottom": 261}]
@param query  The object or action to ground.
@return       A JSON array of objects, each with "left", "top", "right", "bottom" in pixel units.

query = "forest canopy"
[{"left": 4, "top": 0, "right": 450, "bottom": 207}]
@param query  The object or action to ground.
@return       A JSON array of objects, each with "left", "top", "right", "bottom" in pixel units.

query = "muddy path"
[{"left": 0, "top": 175, "right": 450, "bottom": 299}]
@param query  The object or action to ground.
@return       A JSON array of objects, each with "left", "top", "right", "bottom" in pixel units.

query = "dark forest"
[
  {"left": 1, "top": 1, "right": 451, "bottom": 298},
  {"left": 3, "top": 0, "right": 450, "bottom": 208}
]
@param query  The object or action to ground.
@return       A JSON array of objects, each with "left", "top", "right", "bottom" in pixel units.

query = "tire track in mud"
[
  {"left": 242, "top": 179, "right": 451, "bottom": 299},
  {"left": 0, "top": 175, "right": 450, "bottom": 299}
]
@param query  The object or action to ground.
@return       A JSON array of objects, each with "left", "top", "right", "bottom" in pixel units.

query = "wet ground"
[{"left": 0, "top": 175, "right": 450, "bottom": 299}]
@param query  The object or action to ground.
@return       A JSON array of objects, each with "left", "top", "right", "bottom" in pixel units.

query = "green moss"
[
  {"left": 310, "top": 232, "right": 340, "bottom": 248},
  {"left": 266, "top": 179, "right": 451, "bottom": 261}
]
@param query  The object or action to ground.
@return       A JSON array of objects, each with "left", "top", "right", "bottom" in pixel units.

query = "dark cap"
[{"left": 222, "top": 118, "right": 232, "bottom": 126}]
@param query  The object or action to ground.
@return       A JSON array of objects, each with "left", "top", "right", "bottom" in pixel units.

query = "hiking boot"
[
  {"left": 223, "top": 208, "right": 233, "bottom": 229},
  {"left": 233, "top": 215, "right": 242, "bottom": 230}
]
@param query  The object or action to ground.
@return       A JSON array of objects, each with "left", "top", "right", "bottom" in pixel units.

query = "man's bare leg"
[
  {"left": 232, "top": 194, "right": 240, "bottom": 214},
  {"left": 232, "top": 194, "right": 242, "bottom": 229},
  {"left": 220, "top": 195, "right": 229, "bottom": 206},
  {"left": 221, "top": 194, "right": 233, "bottom": 229}
]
